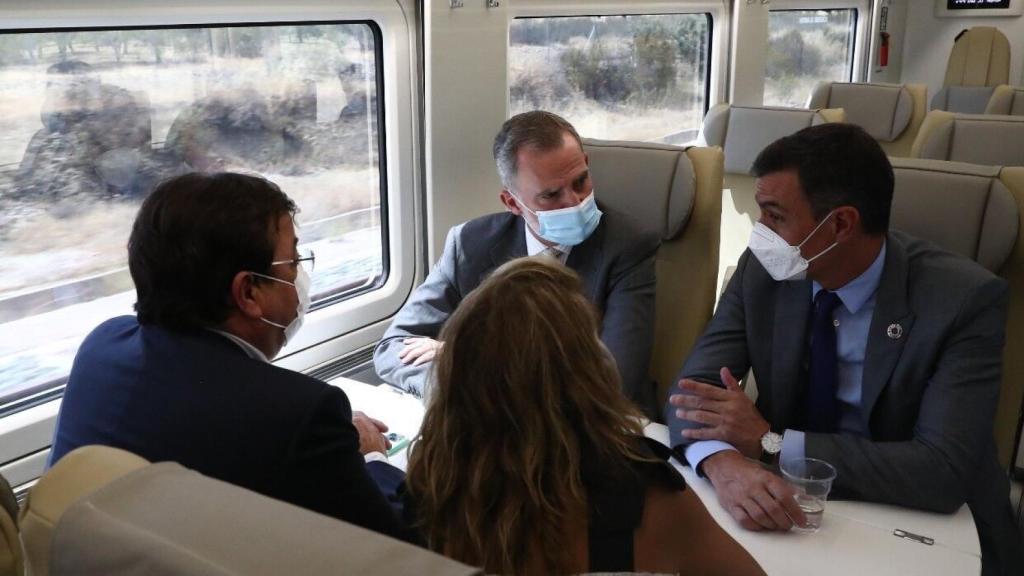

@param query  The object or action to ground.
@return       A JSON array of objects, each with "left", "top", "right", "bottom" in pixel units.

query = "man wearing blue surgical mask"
[
  {"left": 664, "top": 124, "right": 1021, "bottom": 575},
  {"left": 374, "top": 110, "right": 661, "bottom": 417},
  {"left": 50, "top": 172, "right": 411, "bottom": 541}
]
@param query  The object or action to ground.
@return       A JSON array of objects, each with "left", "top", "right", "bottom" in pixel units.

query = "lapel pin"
[{"left": 887, "top": 323, "right": 903, "bottom": 340}]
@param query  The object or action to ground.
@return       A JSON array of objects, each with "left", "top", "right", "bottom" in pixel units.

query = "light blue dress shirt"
[{"left": 685, "top": 243, "right": 887, "bottom": 470}]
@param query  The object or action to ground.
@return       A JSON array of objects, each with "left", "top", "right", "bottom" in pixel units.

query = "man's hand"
[
  {"left": 398, "top": 337, "right": 443, "bottom": 366},
  {"left": 353, "top": 411, "right": 390, "bottom": 455},
  {"left": 702, "top": 451, "right": 806, "bottom": 532},
  {"left": 670, "top": 367, "right": 769, "bottom": 458}
]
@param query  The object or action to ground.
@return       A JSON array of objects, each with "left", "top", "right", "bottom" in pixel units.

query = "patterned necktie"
[{"left": 806, "top": 290, "right": 842, "bottom": 433}]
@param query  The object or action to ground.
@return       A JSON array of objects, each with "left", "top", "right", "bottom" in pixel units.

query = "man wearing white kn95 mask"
[
  {"left": 665, "top": 123, "right": 1022, "bottom": 576},
  {"left": 374, "top": 110, "right": 661, "bottom": 417}
]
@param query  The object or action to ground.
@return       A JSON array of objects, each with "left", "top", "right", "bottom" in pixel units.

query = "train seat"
[
  {"left": 698, "top": 103, "right": 844, "bottom": 178},
  {"left": 582, "top": 139, "right": 723, "bottom": 408},
  {"left": 985, "top": 85, "right": 1024, "bottom": 116},
  {"left": 889, "top": 157, "right": 1024, "bottom": 469},
  {"left": 911, "top": 110, "right": 1024, "bottom": 166},
  {"left": 931, "top": 27, "right": 1010, "bottom": 114},
  {"left": 807, "top": 82, "right": 927, "bottom": 157},
  {"left": 21, "top": 445, "right": 479, "bottom": 576},
  {"left": 1, "top": 473, "right": 19, "bottom": 576}
]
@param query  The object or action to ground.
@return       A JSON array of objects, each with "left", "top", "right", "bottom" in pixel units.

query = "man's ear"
[
  {"left": 834, "top": 206, "right": 861, "bottom": 242},
  {"left": 499, "top": 189, "right": 522, "bottom": 216},
  {"left": 230, "top": 271, "right": 264, "bottom": 319}
]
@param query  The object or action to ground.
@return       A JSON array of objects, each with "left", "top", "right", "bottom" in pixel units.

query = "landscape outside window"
[
  {"left": 509, "top": 14, "right": 710, "bottom": 145},
  {"left": 0, "top": 24, "right": 384, "bottom": 409},
  {"left": 763, "top": 9, "right": 856, "bottom": 108}
]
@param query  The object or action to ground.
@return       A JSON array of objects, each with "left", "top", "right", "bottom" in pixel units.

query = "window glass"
[
  {"left": 763, "top": 9, "right": 856, "bottom": 107},
  {"left": 509, "top": 14, "right": 711, "bottom": 144},
  {"left": 0, "top": 23, "right": 384, "bottom": 410}
]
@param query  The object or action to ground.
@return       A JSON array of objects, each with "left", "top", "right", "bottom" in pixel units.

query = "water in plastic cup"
[{"left": 780, "top": 457, "right": 837, "bottom": 533}]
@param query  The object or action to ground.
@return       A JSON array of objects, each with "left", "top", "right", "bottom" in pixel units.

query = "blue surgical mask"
[{"left": 512, "top": 191, "right": 603, "bottom": 246}]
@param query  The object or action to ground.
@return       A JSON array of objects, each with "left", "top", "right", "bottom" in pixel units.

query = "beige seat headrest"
[
  {"left": 807, "top": 82, "right": 915, "bottom": 142},
  {"left": 49, "top": 462, "right": 480, "bottom": 576},
  {"left": 583, "top": 138, "right": 694, "bottom": 241},
  {"left": 699, "top": 104, "right": 843, "bottom": 175},
  {"left": 985, "top": 85, "right": 1024, "bottom": 116},
  {"left": 20, "top": 445, "right": 150, "bottom": 576},
  {"left": 912, "top": 110, "right": 1024, "bottom": 167},
  {"left": 889, "top": 157, "right": 1019, "bottom": 272}
]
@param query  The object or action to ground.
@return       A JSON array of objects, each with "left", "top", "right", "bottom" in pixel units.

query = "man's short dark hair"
[
  {"left": 751, "top": 123, "right": 893, "bottom": 235},
  {"left": 128, "top": 172, "right": 296, "bottom": 330},
  {"left": 493, "top": 110, "right": 583, "bottom": 190}
]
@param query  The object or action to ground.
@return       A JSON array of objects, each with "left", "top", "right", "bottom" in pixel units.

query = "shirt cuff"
[
  {"left": 684, "top": 440, "right": 738, "bottom": 476},
  {"left": 363, "top": 451, "right": 389, "bottom": 464},
  {"left": 781, "top": 429, "right": 805, "bottom": 463}
]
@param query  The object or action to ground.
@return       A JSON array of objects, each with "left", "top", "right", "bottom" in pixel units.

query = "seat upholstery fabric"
[
  {"left": 20, "top": 446, "right": 149, "bottom": 576},
  {"left": 0, "top": 473, "right": 19, "bottom": 576},
  {"left": 47, "top": 461, "right": 479, "bottom": 576},
  {"left": 912, "top": 110, "right": 1024, "bottom": 167},
  {"left": 807, "top": 82, "right": 926, "bottom": 156},
  {"left": 931, "top": 85, "right": 997, "bottom": 114},
  {"left": 944, "top": 26, "right": 1010, "bottom": 88},
  {"left": 699, "top": 104, "right": 842, "bottom": 175},
  {"left": 583, "top": 139, "right": 723, "bottom": 407},
  {"left": 889, "top": 157, "right": 1024, "bottom": 468},
  {"left": 985, "top": 85, "right": 1024, "bottom": 116}
]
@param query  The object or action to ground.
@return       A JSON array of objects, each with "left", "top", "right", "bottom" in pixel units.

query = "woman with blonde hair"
[{"left": 405, "top": 256, "right": 763, "bottom": 575}]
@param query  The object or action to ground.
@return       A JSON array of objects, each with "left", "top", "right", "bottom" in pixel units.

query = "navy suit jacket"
[
  {"left": 51, "top": 316, "right": 406, "bottom": 539},
  {"left": 374, "top": 207, "right": 660, "bottom": 416}
]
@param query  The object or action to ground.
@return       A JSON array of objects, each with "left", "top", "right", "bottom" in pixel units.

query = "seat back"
[
  {"left": 583, "top": 139, "right": 723, "bottom": 407},
  {"left": 24, "top": 446, "right": 479, "bottom": 576},
  {"left": 889, "top": 158, "right": 1024, "bottom": 468},
  {"left": 20, "top": 446, "right": 149, "bottom": 576},
  {"left": 0, "top": 474, "right": 19, "bottom": 576},
  {"left": 911, "top": 110, "right": 1024, "bottom": 167},
  {"left": 932, "top": 27, "right": 1010, "bottom": 114},
  {"left": 985, "top": 85, "right": 1024, "bottom": 116},
  {"left": 807, "top": 82, "right": 926, "bottom": 157},
  {"left": 943, "top": 27, "right": 1010, "bottom": 88},
  {"left": 699, "top": 103, "right": 843, "bottom": 175},
  {"left": 931, "top": 86, "right": 997, "bottom": 114}
]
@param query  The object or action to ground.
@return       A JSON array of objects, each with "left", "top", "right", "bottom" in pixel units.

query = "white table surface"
[{"left": 332, "top": 377, "right": 982, "bottom": 576}]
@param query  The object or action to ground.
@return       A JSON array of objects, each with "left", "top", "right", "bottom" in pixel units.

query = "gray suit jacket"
[
  {"left": 374, "top": 207, "right": 660, "bottom": 416},
  {"left": 666, "top": 230, "right": 1021, "bottom": 574}
]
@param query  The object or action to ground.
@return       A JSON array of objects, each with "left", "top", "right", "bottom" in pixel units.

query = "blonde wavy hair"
[{"left": 405, "top": 256, "right": 649, "bottom": 575}]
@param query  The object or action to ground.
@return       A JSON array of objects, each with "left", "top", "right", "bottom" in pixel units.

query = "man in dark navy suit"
[{"left": 50, "top": 172, "right": 406, "bottom": 539}]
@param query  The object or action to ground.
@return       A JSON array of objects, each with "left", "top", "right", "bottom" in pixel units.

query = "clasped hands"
[{"left": 669, "top": 367, "right": 806, "bottom": 532}]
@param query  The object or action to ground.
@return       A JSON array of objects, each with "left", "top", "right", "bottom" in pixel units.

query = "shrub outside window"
[
  {"left": 0, "top": 23, "right": 385, "bottom": 412},
  {"left": 509, "top": 14, "right": 711, "bottom": 144}
]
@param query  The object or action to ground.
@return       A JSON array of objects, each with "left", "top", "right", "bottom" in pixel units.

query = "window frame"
[{"left": 0, "top": 0, "right": 420, "bottom": 487}]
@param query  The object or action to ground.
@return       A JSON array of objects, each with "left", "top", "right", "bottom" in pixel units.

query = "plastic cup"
[{"left": 779, "top": 457, "right": 837, "bottom": 532}]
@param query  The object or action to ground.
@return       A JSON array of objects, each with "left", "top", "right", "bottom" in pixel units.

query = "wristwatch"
[{"left": 760, "top": 430, "right": 783, "bottom": 465}]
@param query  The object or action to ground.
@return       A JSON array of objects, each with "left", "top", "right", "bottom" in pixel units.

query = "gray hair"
[{"left": 492, "top": 111, "right": 583, "bottom": 191}]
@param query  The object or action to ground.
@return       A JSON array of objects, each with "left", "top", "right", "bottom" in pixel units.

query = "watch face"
[{"left": 761, "top": 432, "right": 783, "bottom": 454}]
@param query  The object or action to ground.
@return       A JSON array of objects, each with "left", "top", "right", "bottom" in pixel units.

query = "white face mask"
[
  {"left": 748, "top": 211, "right": 838, "bottom": 281},
  {"left": 251, "top": 266, "right": 311, "bottom": 346}
]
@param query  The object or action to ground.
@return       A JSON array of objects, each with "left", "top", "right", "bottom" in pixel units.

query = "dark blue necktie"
[{"left": 806, "top": 290, "right": 842, "bottom": 433}]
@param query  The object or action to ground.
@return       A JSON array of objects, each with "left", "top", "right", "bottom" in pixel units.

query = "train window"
[
  {"left": 763, "top": 9, "right": 857, "bottom": 107},
  {"left": 0, "top": 22, "right": 385, "bottom": 412},
  {"left": 509, "top": 14, "right": 711, "bottom": 144}
]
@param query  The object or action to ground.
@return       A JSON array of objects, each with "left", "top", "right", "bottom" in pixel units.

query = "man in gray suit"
[
  {"left": 666, "top": 124, "right": 1021, "bottom": 575},
  {"left": 374, "top": 111, "right": 660, "bottom": 416}
]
